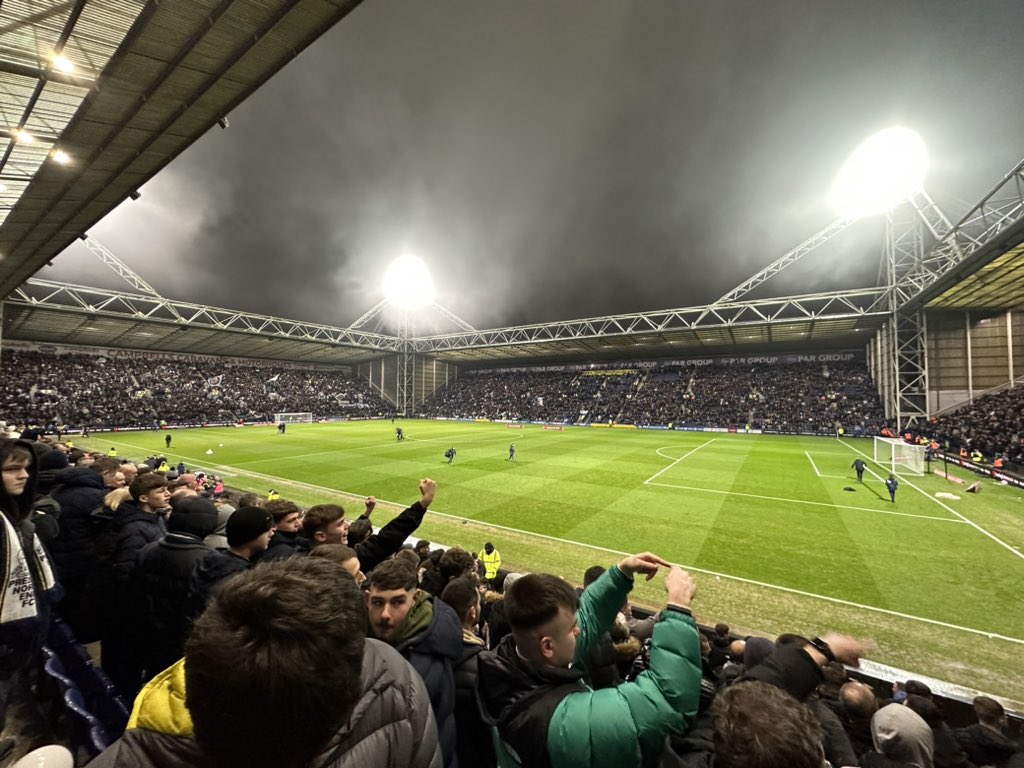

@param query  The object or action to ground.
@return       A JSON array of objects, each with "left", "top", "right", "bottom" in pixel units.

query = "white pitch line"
[
  {"left": 643, "top": 438, "right": 717, "bottom": 484},
  {"left": 805, "top": 451, "right": 823, "bottom": 477},
  {"left": 645, "top": 480, "right": 964, "bottom": 523},
  {"left": 97, "top": 436, "right": 1023, "bottom": 644},
  {"left": 839, "top": 439, "right": 1024, "bottom": 562}
]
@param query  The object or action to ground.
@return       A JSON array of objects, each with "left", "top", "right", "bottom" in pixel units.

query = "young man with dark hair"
[
  {"left": 310, "top": 481, "right": 437, "bottom": 574},
  {"left": 955, "top": 695, "right": 1018, "bottom": 768},
  {"left": 440, "top": 575, "right": 496, "bottom": 767},
  {"left": 422, "top": 546, "right": 476, "bottom": 596},
  {"left": 258, "top": 499, "right": 310, "bottom": 561},
  {"left": 367, "top": 558, "right": 462, "bottom": 768},
  {"left": 90, "top": 557, "right": 443, "bottom": 768},
  {"left": 477, "top": 552, "right": 702, "bottom": 768},
  {"left": 95, "top": 472, "right": 171, "bottom": 696}
]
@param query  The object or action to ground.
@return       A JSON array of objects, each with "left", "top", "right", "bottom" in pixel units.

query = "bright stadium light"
[
  {"left": 382, "top": 254, "right": 435, "bottom": 310},
  {"left": 829, "top": 126, "right": 929, "bottom": 220}
]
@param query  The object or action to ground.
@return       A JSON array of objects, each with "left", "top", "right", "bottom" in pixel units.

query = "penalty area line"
[
  {"left": 838, "top": 439, "right": 1024, "bottom": 562},
  {"left": 645, "top": 481, "right": 963, "bottom": 523}
]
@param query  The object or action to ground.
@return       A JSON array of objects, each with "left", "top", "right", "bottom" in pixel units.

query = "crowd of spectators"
[
  {"left": 422, "top": 361, "right": 886, "bottom": 435},
  {"left": 0, "top": 349, "right": 389, "bottom": 428},
  {"left": 1, "top": 435, "right": 1020, "bottom": 766},
  {"left": 925, "top": 385, "right": 1024, "bottom": 465}
]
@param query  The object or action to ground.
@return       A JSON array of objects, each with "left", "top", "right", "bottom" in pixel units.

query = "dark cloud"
[{"left": 50, "top": 0, "right": 1024, "bottom": 331}]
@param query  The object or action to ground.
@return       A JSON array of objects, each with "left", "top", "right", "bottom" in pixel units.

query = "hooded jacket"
[
  {"left": 0, "top": 439, "right": 61, "bottom": 654},
  {"left": 390, "top": 591, "right": 463, "bottom": 768},
  {"left": 49, "top": 466, "right": 108, "bottom": 581},
  {"left": 477, "top": 566, "right": 702, "bottom": 768},
  {"left": 185, "top": 548, "right": 251, "bottom": 621},
  {"left": 954, "top": 723, "right": 1019, "bottom": 768},
  {"left": 87, "top": 640, "right": 442, "bottom": 768},
  {"left": 862, "top": 704, "right": 935, "bottom": 768},
  {"left": 129, "top": 506, "right": 216, "bottom": 678}
]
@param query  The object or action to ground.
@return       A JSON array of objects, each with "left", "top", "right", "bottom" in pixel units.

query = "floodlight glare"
[
  {"left": 382, "top": 254, "right": 435, "bottom": 310},
  {"left": 829, "top": 127, "right": 928, "bottom": 219}
]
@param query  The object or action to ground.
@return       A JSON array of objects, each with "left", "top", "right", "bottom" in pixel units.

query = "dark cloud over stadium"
[{"left": 48, "top": 0, "right": 1024, "bottom": 332}]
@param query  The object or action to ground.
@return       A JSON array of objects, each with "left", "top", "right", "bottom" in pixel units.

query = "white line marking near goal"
[
  {"left": 96, "top": 436, "right": 1022, "bottom": 644},
  {"left": 839, "top": 439, "right": 1024, "bottom": 562},
  {"left": 645, "top": 480, "right": 963, "bottom": 523},
  {"left": 643, "top": 439, "right": 717, "bottom": 484}
]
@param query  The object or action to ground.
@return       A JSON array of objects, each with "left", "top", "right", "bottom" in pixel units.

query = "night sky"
[{"left": 46, "top": 0, "right": 1024, "bottom": 333}]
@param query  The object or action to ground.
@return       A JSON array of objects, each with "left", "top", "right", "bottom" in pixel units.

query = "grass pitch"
[{"left": 86, "top": 420, "right": 1024, "bottom": 704}]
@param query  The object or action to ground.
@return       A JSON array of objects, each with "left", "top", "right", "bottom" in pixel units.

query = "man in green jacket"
[{"left": 477, "top": 552, "right": 701, "bottom": 768}]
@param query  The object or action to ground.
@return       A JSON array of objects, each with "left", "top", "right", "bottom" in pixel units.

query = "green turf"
[{"left": 84, "top": 420, "right": 1024, "bottom": 704}]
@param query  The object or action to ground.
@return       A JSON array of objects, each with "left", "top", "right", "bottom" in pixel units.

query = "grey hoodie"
[{"left": 872, "top": 703, "right": 935, "bottom": 768}]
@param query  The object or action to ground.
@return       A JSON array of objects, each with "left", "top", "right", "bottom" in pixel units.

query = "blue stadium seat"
[
  {"left": 43, "top": 655, "right": 75, "bottom": 696},
  {"left": 63, "top": 688, "right": 108, "bottom": 760}
]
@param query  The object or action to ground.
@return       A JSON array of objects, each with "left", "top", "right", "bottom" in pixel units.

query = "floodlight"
[
  {"left": 51, "top": 149, "right": 71, "bottom": 165},
  {"left": 382, "top": 254, "right": 435, "bottom": 310},
  {"left": 51, "top": 54, "right": 75, "bottom": 73},
  {"left": 829, "top": 127, "right": 928, "bottom": 219},
  {"left": 15, "top": 130, "right": 33, "bottom": 144}
]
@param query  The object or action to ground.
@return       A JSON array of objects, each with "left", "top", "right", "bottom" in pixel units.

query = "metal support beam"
[
  {"left": 410, "top": 288, "right": 888, "bottom": 353},
  {"left": 80, "top": 235, "right": 164, "bottom": 297},
  {"left": 9, "top": 279, "right": 400, "bottom": 350},
  {"left": 709, "top": 217, "right": 853, "bottom": 306}
]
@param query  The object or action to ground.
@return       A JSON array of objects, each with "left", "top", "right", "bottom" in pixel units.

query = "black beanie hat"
[
  {"left": 226, "top": 506, "right": 274, "bottom": 547},
  {"left": 38, "top": 450, "right": 70, "bottom": 471},
  {"left": 169, "top": 497, "right": 219, "bottom": 538}
]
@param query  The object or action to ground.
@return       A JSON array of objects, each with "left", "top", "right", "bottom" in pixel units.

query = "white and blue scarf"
[{"left": 1, "top": 512, "right": 58, "bottom": 627}]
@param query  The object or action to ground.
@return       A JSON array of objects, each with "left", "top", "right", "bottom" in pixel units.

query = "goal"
[
  {"left": 274, "top": 412, "right": 313, "bottom": 424},
  {"left": 873, "top": 436, "right": 926, "bottom": 476}
]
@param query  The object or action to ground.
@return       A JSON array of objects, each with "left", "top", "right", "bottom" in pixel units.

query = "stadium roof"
[
  {"left": 0, "top": 0, "right": 362, "bottom": 297},
  {"left": 0, "top": 2, "right": 1021, "bottom": 367}
]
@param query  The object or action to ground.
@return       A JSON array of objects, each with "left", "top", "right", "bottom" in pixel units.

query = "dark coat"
[
  {"left": 185, "top": 549, "right": 251, "bottom": 621},
  {"left": 256, "top": 529, "right": 311, "bottom": 562},
  {"left": 99, "top": 502, "right": 167, "bottom": 584},
  {"left": 955, "top": 724, "right": 1018, "bottom": 768},
  {"left": 453, "top": 641, "right": 496, "bottom": 768},
  {"left": 395, "top": 595, "right": 463, "bottom": 768},
  {"left": 130, "top": 533, "right": 212, "bottom": 677},
  {"left": 48, "top": 467, "right": 107, "bottom": 581},
  {"left": 357, "top": 501, "right": 429, "bottom": 572}
]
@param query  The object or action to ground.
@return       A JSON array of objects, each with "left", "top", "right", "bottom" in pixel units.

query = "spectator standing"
[
  {"left": 366, "top": 558, "right": 462, "bottom": 768},
  {"left": 479, "top": 542, "right": 502, "bottom": 589},
  {"left": 477, "top": 553, "right": 702, "bottom": 768}
]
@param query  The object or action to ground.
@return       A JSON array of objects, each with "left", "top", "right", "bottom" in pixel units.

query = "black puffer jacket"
[
  {"left": 97, "top": 501, "right": 167, "bottom": 584},
  {"left": 48, "top": 467, "right": 107, "bottom": 581},
  {"left": 87, "top": 639, "right": 442, "bottom": 768},
  {"left": 955, "top": 724, "right": 1019, "bottom": 768},
  {"left": 395, "top": 595, "right": 463, "bottom": 768},
  {"left": 185, "top": 549, "right": 251, "bottom": 621},
  {"left": 130, "top": 533, "right": 212, "bottom": 677}
]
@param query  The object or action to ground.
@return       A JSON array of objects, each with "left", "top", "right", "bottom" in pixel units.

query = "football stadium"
[{"left": 2, "top": 2, "right": 1024, "bottom": 766}]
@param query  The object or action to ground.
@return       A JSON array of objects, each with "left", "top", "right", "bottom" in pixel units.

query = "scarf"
[{"left": 1, "top": 512, "right": 59, "bottom": 627}]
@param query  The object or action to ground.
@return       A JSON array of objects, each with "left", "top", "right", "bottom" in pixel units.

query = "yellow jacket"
[{"left": 478, "top": 548, "right": 501, "bottom": 580}]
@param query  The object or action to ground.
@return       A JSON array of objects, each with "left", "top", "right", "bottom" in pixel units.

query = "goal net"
[
  {"left": 274, "top": 412, "right": 313, "bottom": 424},
  {"left": 873, "top": 436, "right": 926, "bottom": 476}
]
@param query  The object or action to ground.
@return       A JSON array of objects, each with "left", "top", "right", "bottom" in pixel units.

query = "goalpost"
[
  {"left": 873, "top": 436, "right": 926, "bottom": 476},
  {"left": 274, "top": 412, "right": 313, "bottom": 424}
]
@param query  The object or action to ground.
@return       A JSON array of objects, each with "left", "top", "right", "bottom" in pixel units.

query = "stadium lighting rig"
[
  {"left": 382, "top": 254, "right": 435, "bottom": 310},
  {"left": 829, "top": 126, "right": 929, "bottom": 220}
]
